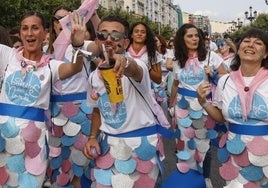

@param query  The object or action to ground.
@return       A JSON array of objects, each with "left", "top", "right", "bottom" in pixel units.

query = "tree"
[
  {"left": 230, "top": 13, "right": 268, "bottom": 41},
  {"left": 1, "top": 1, "right": 174, "bottom": 39},
  {"left": 0, "top": 0, "right": 80, "bottom": 29}
]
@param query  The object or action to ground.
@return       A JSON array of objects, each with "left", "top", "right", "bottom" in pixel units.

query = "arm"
[
  {"left": 58, "top": 12, "right": 85, "bottom": 80},
  {"left": 112, "top": 54, "right": 143, "bottom": 82},
  {"left": 169, "top": 79, "right": 179, "bottom": 107},
  {"left": 149, "top": 62, "right": 162, "bottom": 84},
  {"left": 90, "top": 12, "right": 100, "bottom": 33},
  {"left": 197, "top": 82, "right": 225, "bottom": 122},
  {"left": 83, "top": 107, "right": 101, "bottom": 160},
  {"left": 166, "top": 57, "right": 173, "bottom": 71},
  {"left": 216, "top": 63, "right": 227, "bottom": 77}
]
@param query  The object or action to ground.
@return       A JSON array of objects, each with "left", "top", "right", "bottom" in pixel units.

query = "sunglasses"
[
  {"left": 52, "top": 15, "right": 64, "bottom": 22},
  {"left": 96, "top": 31, "right": 125, "bottom": 41}
]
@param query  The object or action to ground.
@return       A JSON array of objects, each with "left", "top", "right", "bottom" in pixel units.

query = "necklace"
[{"left": 16, "top": 47, "right": 51, "bottom": 77}]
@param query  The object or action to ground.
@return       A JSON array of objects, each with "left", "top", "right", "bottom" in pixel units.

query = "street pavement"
[{"left": 161, "top": 136, "right": 225, "bottom": 188}]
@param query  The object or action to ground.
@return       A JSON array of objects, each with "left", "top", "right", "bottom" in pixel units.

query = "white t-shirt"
[
  {"left": 52, "top": 40, "right": 93, "bottom": 95},
  {"left": 214, "top": 74, "right": 268, "bottom": 125},
  {"left": 87, "top": 59, "right": 158, "bottom": 134},
  {"left": 173, "top": 51, "right": 223, "bottom": 91},
  {"left": 0, "top": 44, "right": 62, "bottom": 110}
]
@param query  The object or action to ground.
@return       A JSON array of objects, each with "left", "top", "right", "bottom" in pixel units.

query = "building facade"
[{"left": 99, "top": 0, "right": 180, "bottom": 32}]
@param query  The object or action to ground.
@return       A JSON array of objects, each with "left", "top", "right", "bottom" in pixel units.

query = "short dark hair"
[
  {"left": 20, "top": 11, "right": 47, "bottom": 29},
  {"left": 230, "top": 28, "right": 268, "bottom": 71},
  {"left": 98, "top": 15, "right": 129, "bottom": 37}
]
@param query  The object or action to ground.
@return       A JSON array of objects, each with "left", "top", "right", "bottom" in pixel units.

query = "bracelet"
[
  {"left": 72, "top": 42, "right": 84, "bottom": 50},
  {"left": 125, "top": 57, "right": 131, "bottom": 68},
  {"left": 202, "top": 101, "right": 211, "bottom": 108},
  {"left": 89, "top": 135, "right": 97, "bottom": 139}
]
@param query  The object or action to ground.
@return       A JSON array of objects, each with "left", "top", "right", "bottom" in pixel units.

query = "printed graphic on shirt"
[
  {"left": 228, "top": 94, "right": 268, "bottom": 124},
  {"left": 98, "top": 93, "right": 127, "bottom": 129},
  {"left": 5, "top": 71, "right": 41, "bottom": 105},
  {"left": 180, "top": 66, "right": 205, "bottom": 86}
]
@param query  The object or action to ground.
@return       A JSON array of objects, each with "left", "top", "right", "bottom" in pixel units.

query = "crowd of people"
[{"left": 1, "top": 1, "right": 268, "bottom": 188}]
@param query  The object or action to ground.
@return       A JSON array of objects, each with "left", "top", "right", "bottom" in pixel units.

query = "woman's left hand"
[{"left": 69, "top": 11, "right": 86, "bottom": 47}]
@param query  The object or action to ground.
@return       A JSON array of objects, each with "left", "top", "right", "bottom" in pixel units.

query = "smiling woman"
[
  {"left": 197, "top": 28, "right": 268, "bottom": 187},
  {"left": 0, "top": 10, "right": 85, "bottom": 187}
]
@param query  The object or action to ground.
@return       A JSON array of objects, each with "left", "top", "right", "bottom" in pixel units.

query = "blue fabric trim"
[
  {"left": 229, "top": 123, "right": 268, "bottom": 136},
  {"left": 104, "top": 125, "right": 174, "bottom": 139},
  {"left": 162, "top": 169, "right": 206, "bottom": 188},
  {"left": 50, "top": 92, "right": 87, "bottom": 102},
  {"left": 0, "top": 103, "right": 45, "bottom": 122},
  {"left": 178, "top": 87, "right": 212, "bottom": 99}
]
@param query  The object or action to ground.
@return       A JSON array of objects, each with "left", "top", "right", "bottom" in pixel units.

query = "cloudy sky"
[{"left": 173, "top": 0, "right": 268, "bottom": 23}]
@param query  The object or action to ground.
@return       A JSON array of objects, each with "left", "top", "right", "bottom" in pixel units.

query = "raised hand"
[{"left": 69, "top": 11, "right": 86, "bottom": 47}]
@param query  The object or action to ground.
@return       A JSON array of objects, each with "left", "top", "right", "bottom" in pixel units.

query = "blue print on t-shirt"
[
  {"left": 180, "top": 66, "right": 204, "bottom": 86},
  {"left": 228, "top": 94, "right": 268, "bottom": 124},
  {"left": 5, "top": 71, "right": 41, "bottom": 105},
  {"left": 98, "top": 93, "right": 127, "bottom": 129}
]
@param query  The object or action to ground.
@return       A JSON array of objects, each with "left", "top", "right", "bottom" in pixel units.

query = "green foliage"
[
  {"left": 230, "top": 13, "right": 268, "bottom": 41},
  {"left": 1, "top": 1, "right": 174, "bottom": 39},
  {"left": 0, "top": 0, "right": 80, "bottom": 29},
  {"left": 96, "top": 5, "right": 174, "bottom": 39}
]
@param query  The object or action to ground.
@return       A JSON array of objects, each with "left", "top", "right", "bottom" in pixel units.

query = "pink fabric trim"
[
  {"left": 185, "top": 52, "right": 199, "bottom": 75},
  {"left": 229, "top": 67, "right": 268, "bottom": 120},
  {"left": 128, "top": 45, "right": 147, "bottom": 59},
  {"left": 53, "top": 0, "right": 98, "bottom": 60},
  {"left": 16, "top": 47, "right": 51, "bottom": 77}
]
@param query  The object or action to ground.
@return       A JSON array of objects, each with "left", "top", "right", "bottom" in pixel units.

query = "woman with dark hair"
[
  {"left": 0, "top": 25, "right": 13, "bottom": 47},
  {"left": 0, "top": 11, "right": 86, "bottom": 187},
  {"left": 45, "top": 3, "right": 100, "bottom": 188},
  {"left": 45, "top": 5, "right": 72, "bottom": 54},
  {"left": 163, "top": 23, "right": 226, "bottom": 188},
  {"left": 127, "top": 21, "right": 162, "bottom": 84},
  {"left": 197, "top": 27, "right": 268, "bottom": 187}
]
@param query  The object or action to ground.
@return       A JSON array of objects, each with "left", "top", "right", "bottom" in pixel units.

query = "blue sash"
[
  {"left": 229, "top": 123, "right": 268, "bottom": 136},
  {"left": 104, "top": 124, "right": 174, "bottom": 139},
  {"left": 50, "top": 92, "right": 87, "bottom": 102},
  {"left": 178, "top": 87, "right": 212, "bottom": 99},
  {"left": 0, "top": 103, "right": 45, "bottom": 122}
]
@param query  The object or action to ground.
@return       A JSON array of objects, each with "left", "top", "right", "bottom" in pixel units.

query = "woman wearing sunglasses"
[
  {"left": 44, "top": 3, "right": 101, "bottom": 188},
  {"left": 45, "top": 6, "right": 72, "bottom": 54},
  {"left": 217, "top": 38, "right": 237, "bottom": 73}
]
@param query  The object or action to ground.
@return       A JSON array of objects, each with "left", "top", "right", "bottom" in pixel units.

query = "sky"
[{"left": 173, "top": 0, "right": 268, "bottom": 23}]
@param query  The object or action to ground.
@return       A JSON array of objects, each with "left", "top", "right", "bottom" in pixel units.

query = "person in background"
[
  {"left": 0, "top": 10, "right": 86, "bottom": 187},
  {"left": 126, "top": 22, "right": 170, "bottom": 128},
  {"left": 43, "top": 32, "right": 50, "bottom": 48},
  {"left": 127, "top": 21, "right": 162, "bottom": 84},
  {"left": 163, "top": 23, "right": 226, "bottom": 188},
  {"left": 155, "top": 34, "right": 172, "bottom": 121},
  {"left": 167, "top": 36, "right": 175, "bottom": 50},
  {"left": 45, "top": 3, "right": 100, "bottom": 188},
  {"left": 83, "top": 15, "right": 172, "bottom": 188},
  {"left": 197, "top": 28, "right": 268, "bottom": 188},
  {"left": 0, "top": 25, "right": 13, "bottom": 47},
  {"left": 10, "top": 35, "right": 23, "bottom": 49},
  {"left": 204, "top": 31, "right": 218, "bottom": 53},
  {"left": 217, "top": 38, "right": 237, "bottom": 73},
  {"left": 45, "top": 5, "right": 72, "bottom": 54},
  {"left": 8, "top": 26, "right": 20, "bottom": 38}
]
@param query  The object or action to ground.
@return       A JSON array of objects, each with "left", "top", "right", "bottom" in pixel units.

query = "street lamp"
[
  {"left": 234, "top": 18, "right": 243, "bottom": 29},
  {"left": 245, "top": 6, "right": 257, "bottom": 23}
]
